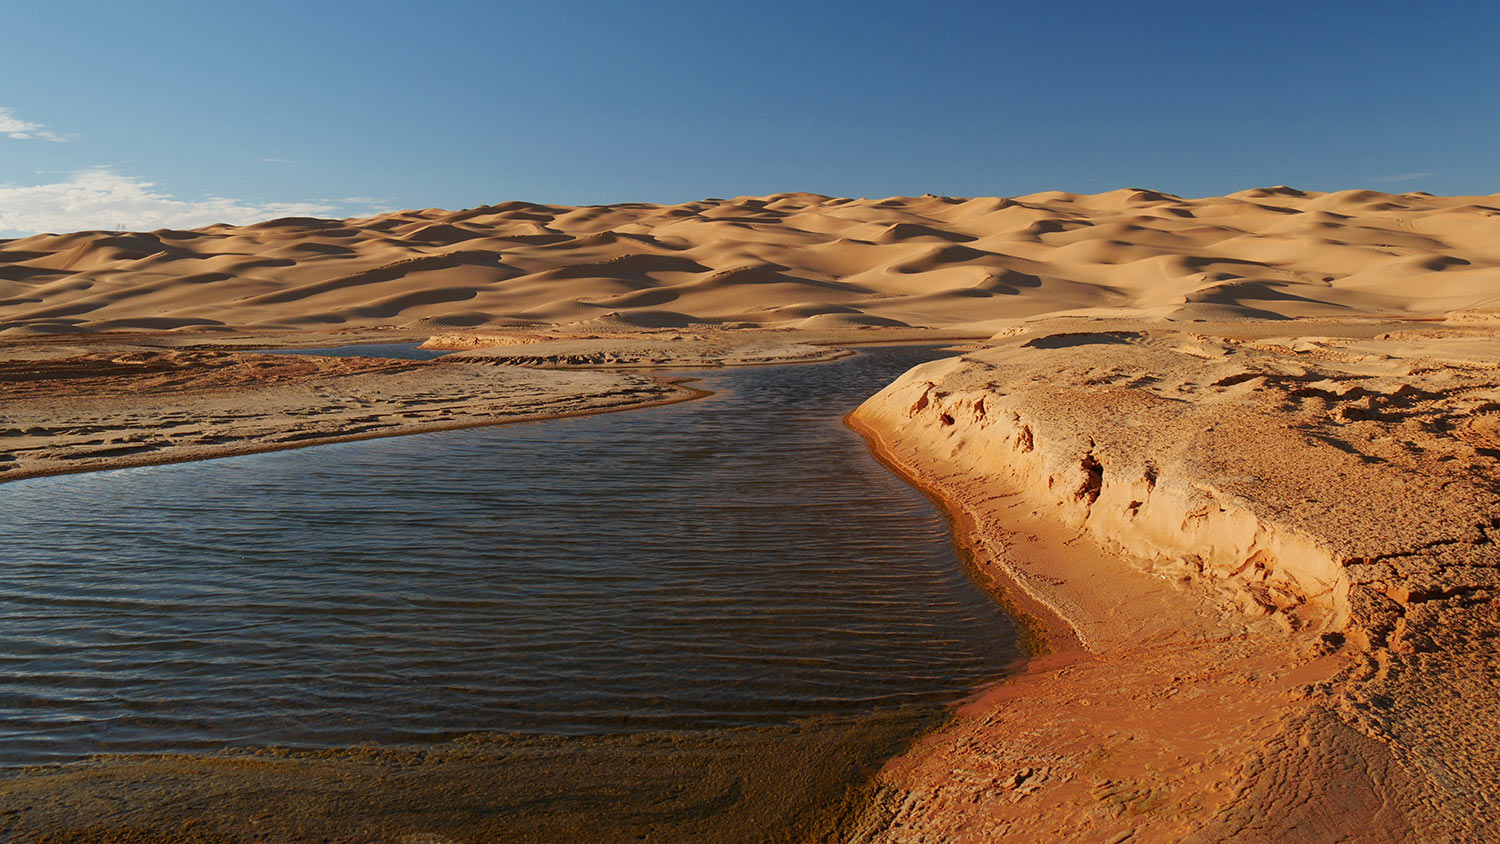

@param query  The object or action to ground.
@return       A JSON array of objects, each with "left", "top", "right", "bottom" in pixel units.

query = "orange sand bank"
[{"left": 848, "top": 319, "right": 1499, "bottom": 842}]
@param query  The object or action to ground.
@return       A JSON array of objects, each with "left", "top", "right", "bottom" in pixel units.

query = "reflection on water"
[{"left": 0, "top": 346, "right": 1018, "bottom": 768}]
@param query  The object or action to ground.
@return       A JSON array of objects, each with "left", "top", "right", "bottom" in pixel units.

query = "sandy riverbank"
[
  {"left": 846, "top": 316, "right": 1500, "bottom": 842},
  {"left": 0, "top": 340, "right": 685, "bottom": 484},
  {"left": 1, "top": 326, "right": 948, "bottom": 484}
]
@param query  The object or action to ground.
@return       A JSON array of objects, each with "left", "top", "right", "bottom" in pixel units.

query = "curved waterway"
[{"left": 0, "top": 344, "right": 1019, "bottom": 841}]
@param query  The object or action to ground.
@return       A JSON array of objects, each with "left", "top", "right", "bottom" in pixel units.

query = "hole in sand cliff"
[
  {"left": 910, "top": 389, "right": 930, "bottom": 415},
  {"left": 1079, "top": 454, "right": 1104, "bottom": 505}
]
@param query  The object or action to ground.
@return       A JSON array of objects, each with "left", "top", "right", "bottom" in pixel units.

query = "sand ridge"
[{"left": 3, "top": 188, "right": 1500, "bottom": 336}]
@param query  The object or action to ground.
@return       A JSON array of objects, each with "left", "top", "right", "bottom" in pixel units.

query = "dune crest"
[{"left": 5, "top": 188, "right": 1500, "bottom": 335}]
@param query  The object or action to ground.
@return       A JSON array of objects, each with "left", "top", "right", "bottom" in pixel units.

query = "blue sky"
[{"left": 2, "top": 0, "right": 1497, "bottom": 234}]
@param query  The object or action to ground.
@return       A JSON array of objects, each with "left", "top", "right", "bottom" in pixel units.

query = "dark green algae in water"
[{"left": 0, "top": 708, "right": 943, "bottom": 843}]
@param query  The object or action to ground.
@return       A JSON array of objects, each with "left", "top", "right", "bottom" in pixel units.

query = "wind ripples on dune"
[{"left": 0, "top": 346, "right": 1018, "bottom": 765}]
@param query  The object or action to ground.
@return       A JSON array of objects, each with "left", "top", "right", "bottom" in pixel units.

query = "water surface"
[{"left": 0, "top": 345, "right": 1018, "bottom": 767}]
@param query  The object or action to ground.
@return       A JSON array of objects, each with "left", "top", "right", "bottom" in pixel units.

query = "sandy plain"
[{"left": 2, "top": 187, "right": 1499, "bottom": 841}]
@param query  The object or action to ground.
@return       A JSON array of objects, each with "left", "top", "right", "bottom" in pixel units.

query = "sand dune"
[{"left": 3, "top": 188, "right": 1499, "bottom": 336}]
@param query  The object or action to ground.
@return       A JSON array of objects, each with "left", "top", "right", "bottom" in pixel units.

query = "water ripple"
[{"left": 0, "top": 346, "right": 1018, "bottom": 765}]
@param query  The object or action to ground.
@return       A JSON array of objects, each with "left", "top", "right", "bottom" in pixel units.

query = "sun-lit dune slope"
[{"left": 3, "top": 188, "right": 1499, "bottom": 334}]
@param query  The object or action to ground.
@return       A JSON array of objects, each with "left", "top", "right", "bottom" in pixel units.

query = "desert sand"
[
  {"left": 3, "top": 187, "right": 1500, "bottom": 841},
  {"left": 848, "top": 318, "right": 1499, "bottom": 842},
  {"left": 3, "top": 187, "right": 1499, "bottom": 336}
]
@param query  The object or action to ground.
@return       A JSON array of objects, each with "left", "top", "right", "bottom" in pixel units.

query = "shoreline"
[
  {"left": 0, "top": 329, "right": 976, "bottom": 487},
  {"left": 846, "top": 409, "right": 1085, "bottom": 657},
  {"left": 0, "top": 372, "right": 709, "bottom": 486},
  {"left": 0, "top": 326, "right": 885, "bottom": 487}
]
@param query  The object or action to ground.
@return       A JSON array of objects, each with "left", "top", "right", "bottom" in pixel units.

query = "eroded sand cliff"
[{"left": 849, "top": 318, "right": 1499, "bottom": 843}]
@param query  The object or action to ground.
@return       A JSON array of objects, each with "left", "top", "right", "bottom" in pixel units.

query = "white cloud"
[
  {"left": 0, "top": 168, "right": 342, "bottom": 235},
  {"left": 0, "top": 107, "right": 66, "bottom": 142},
  {"left": 259, "top": 157, "right": 296, "bottom": 164},
  {"left": 1372, "top": 171, "right": 1435, "bottom": 183}
]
